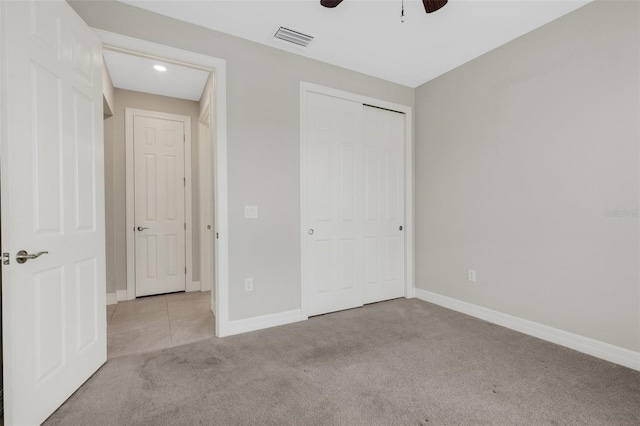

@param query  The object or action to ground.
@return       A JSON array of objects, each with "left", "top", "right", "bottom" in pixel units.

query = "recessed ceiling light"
[{"left": 153, "top": 65, "right": 167, "bottom": 72}]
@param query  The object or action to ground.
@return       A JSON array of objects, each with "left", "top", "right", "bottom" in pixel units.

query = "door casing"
[{"left": 299, "top": 82, "right": 415, "bottom": 320}]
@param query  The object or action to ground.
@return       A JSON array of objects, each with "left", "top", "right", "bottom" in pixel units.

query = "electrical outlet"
[
  {"left": 468, "top": 269, "right": 476, "bottom": 283},
  {"left": 244, "top": 205, "right": 258, "bottom": 219},
  {"left": 244, "top": 278, "right": 254, "bottom": 292}
]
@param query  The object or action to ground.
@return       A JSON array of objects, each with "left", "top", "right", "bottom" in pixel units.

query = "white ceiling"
[
  {"left": 103, "top": 49, "right": 210, "bottom": 101},
  {"left": 119, "top": 0, "right": 591, "bottom": 88}
]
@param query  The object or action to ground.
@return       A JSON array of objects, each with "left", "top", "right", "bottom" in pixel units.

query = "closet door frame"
[{"left": 299, "top": 82, "right": 414, "bottom": 320}]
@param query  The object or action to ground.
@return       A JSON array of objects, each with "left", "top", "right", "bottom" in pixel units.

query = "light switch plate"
[{"left": 244, "top": 205, "right": 258, "bottom": 219}]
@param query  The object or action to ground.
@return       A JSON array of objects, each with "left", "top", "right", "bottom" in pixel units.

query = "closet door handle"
[{"left": 308, "top": 229, "right": 314, "bottom": 235}]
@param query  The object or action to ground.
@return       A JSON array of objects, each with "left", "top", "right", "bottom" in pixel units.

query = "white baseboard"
[
  {"left": 406, "top": 286, "right": 416, "bottom": 298},
  {"left": 106, "top": 292, "right": 118, "bottom": 305},
  {"left": 187, "top": 281, "right": 201, "bottom": 292},
  {"left": 226, "top": 309, "right": 303, "bottom": 337},
  {"left": 116, "top": 289, "right": 130, "bottom": 301},
  {"left": 414, "top": 288, "right": 640, "bottom": 372}
]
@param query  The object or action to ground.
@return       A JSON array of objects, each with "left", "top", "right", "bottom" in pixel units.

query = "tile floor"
[{"left": 106, "top": 291, "right": 215, "bottom": 358}]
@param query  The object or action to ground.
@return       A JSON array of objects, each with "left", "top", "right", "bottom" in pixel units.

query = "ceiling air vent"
[{"left": 273, "top": 27, "right": 314, "bottom": 49}]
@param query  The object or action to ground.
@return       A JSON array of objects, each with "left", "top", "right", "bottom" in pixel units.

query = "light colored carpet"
[{"left": 45, "top": 299, "right": 640, "bottom": 425}]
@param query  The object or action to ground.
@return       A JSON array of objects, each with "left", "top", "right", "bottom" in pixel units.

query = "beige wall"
[
  {"left": 415, "top": 1, "right": 639, "bottom": 351},
  {"left": 104, "top": 115, "right": 115, "bottom": 294},
  {"left": 102, "top": 58, "right": 114, "bottom": 117},
  {"left": 102, "top": 56, "right": 116, "bottom": 294},
  {"left": 199, "top": 73, "right": 215, "bottom": 296},
  {"left": 71, "top": 1, "right": 415, "bottom": 320},
  {"left": 106, "top": 88, "right": 201, "bottom": 292}
]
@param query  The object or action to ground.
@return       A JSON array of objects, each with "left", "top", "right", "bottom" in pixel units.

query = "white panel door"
[
  {"left": 134, "top": 114, "right": 186, "bottom": 296},
  {"left": 363, "top": 106, "right": 406, "bottom": 304},
  {"left": 0, "top": 1, "right": 106, "bottom": 425},
  {"left": 304, "top": 92, "right": 364, "bottom": 316}
]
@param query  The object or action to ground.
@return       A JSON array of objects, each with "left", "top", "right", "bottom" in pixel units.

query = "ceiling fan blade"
[
  {"left": 422, "top": 0, "right": 448, "bottom": 14},
  {"left": 320, "top": 0, "right": 344, "bottom": 8}
]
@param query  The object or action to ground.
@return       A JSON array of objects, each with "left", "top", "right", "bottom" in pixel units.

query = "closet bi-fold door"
[
  {"left": 362, "top": 105, "right": 406, "bottom": 304},
  {"left": 305, "top": 92, "right": 364, "bottom": 317}
]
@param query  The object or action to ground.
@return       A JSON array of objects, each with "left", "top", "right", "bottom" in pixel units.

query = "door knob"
[
  {"left": 308, "top": 229, "right": 314, "bottom": 235},
  {"left": 137, "top": 226, "right": 149, "bottom": 232},
  {"left": 16, "top": 250, "right": 48, "bottom": 264}
]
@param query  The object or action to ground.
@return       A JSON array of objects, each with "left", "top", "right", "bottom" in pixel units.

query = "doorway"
[
  {"left": 101, "top": 47, "right": 218, "bottom": 355},
  {"left": 101, "top": 48, "right": 209, "bottom": 301},
  {"left": 97, "top": 30, "right": 230, "bottom": 337}
]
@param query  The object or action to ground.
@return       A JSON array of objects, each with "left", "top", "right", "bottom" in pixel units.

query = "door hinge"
[
  {"left": 216, "top": 232, "right": 219, "bottom": 239},
  {"left": 184, "top": 223, "right": 186, "bottom": 230},
  {"left": 184, "top": 177, "right": 186, "bottom": 186},
  {"left": 2, "top": 253, "right": 9, "bottom": 265},
  {"left": 184, "top": 135, "right": 186, "bottom": 142},
  {"left": 185, "top": 267, "right": 187, "bottom": 274}
]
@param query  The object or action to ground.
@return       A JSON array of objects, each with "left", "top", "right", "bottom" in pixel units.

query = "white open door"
[{"left": 0, "top": 1, "right": 106, "bottom": 425}]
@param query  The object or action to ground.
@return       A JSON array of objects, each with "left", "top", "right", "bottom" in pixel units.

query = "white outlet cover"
[
  {"left": 244, "top": 278, "right": 254, "bottom": 291},
  {"left": 244, "top": 205, "right": 258, "bottom": 219}
]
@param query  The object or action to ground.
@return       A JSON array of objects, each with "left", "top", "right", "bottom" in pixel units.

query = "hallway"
[{"left": 107, "top": 291, "right": 214, "bottom": 358}]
